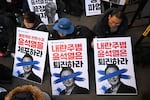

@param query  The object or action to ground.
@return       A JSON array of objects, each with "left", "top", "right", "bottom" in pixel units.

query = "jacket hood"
[{"left": 5, "top": 85, "right": 45, "bottom": 100}]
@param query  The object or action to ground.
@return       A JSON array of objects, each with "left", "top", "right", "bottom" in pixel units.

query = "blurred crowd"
[{"left": 0, "top": 0, "right": 150, "bottom": 99}]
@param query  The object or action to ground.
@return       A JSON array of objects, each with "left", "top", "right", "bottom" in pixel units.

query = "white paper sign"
[
  {"left": 27, "top": 0, "right": 58, "bottom": 25},
  {"left": 48, "top": 38, "right": 89, "bottom": 95},
  {"left": 13, "top": 27, "right": 48, "bottom": 84},
  {"left": 94, "top": 37, "right": 137, "bottom": 95},
  {"left": 85, "top": 0, "right": 102, "bottom": 16}
]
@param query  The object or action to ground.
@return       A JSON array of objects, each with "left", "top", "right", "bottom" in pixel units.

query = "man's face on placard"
[
  {"left": 22, "top": 57, "right": 32, "bottom": 73},
  {"left": 61, "top": 70, "right": 75, "bottom": 88},
  {"left": 106, "top": 67, "right": 120, "bottom": 86}
]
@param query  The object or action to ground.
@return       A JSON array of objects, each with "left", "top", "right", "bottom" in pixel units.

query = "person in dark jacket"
[
  {"left": 49, "top": 18, "right": 92, "bottom": 39},
  {"left": 7, "top": 11, "right": 48, "bottom": 58},
  {"left": 5, "top": 85, "right": 51, "bottom": 100},
  {"left": 0, "top": 14, "right": 10, "bottom": 53},
  {"left": 93, "top": 8, "right": 128, "bottom": 38},
  {"left": 0, "top": 10, "right": 16, "bottom": 57},
  {"left": 49, "top": 17, "right": 94, "bottom": 74},
  {"left": 59, "top": 67, "right": 89, "bottom": 95},
  {"left": 23, "top": 11, "right": 48, "bottom": 31},
  {"left": 105, "top": 64, "right": 136, "bottom": 94},
  {"left": 49, "top": 18, "right": 93, "bottom": 50}
]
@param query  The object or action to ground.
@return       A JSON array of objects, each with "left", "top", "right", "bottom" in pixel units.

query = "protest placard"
[
  {"left": 48, "top": 38, "right": 89, "bottom": 95},
  {"left": 85, "top": 0, "right": 102, "bottom": 16},
  {"left": 93, "top": 37, "right": 137, "bottom": 95},
  {"left": 12, "top": 27, "right": 48, "bottom": 84}
]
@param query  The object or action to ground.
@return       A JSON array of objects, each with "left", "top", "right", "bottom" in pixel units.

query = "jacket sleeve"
[
  {"left": 92, "top": 19, "right": 106, "bottom": 37},
  {"left": 117, "top": 15, "right": 128, "bottom": 36}
]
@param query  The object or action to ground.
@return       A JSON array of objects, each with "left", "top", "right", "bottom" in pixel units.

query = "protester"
[
  {"left": 5, "top": 85, "right": 51, "bottom": 100},
  {"left": 49, "top": 17, "right": 94, "bottom": 50},
  {"left": 49, "top": 17, "right": 94, "bottom": 74},
  {"left": 23, "top": 11, "right": 48, "bottom": 31},
  {"left": 22, "top": 11, "right": 51, "bottom": 75},
  {"left": 93, "top": 8, "right": 128, "bottom": 37},
  {"left": 7, "top": 11, "right": 48, "bottom": 58},
  {"left": 0, "top": 9, "right": 16, "bottom": 57}
]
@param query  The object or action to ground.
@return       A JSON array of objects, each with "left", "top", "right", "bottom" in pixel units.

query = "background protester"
[
  {"left": 22, "top": 11, "right": 49, "bottom": 69},
  {"left": 5, "top": 85, "right": 51, "bottom": 100},
  {"left": 2, "top": 11, "right": 48, "bottom": 58},
  {"left": 93, "top": 8, "right": 128, "bottom": 38},
  {"left": 49, "top": 17, "right": 94, "bottom": 50},
  {"left": 0, "top": 9, "right": 16, "bottom": 57},
  {"left": 49, "top": 17, "right": 94, "bottom": 74},
  {"left": 23, "top": 11, "right": 48, "bottom": 31}
]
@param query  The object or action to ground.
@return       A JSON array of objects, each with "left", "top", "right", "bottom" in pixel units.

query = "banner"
[
  {"left": 48, "top": 38, "right": 89, "bottom": 95},
  {"left": 93, "top": 37, "right": 137, "bottom": 95},
  {"left": 12, "top": 27, "right": 48, "bottom": 84},
  {"left": 27, "top": 0, "right": 58, "bottom": 25},
  {"left": 85, "top": 0, "right": 102, "bottom": 16}
]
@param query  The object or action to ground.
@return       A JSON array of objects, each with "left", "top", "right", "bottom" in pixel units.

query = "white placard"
[
  {"left": 13, "top": 27, "right": 48, "bottom": 84},
  {"left": 48, "top": 38, "right": 89, "bottom": 95},
  {"left": 94, "top": 37, "right": 137, "bottom": 95},
  {"left": 85, "top": 0, "right": 102, "bottom": 16}
]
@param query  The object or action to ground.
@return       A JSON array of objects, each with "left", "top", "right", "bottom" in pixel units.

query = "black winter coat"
[{"left": 93, "top": 8, "right": 128, "bottom": 38}]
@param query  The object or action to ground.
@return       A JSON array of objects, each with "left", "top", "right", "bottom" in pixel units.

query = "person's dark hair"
[
  {"left": 105, "top": 64, "right": 119, "bottom": 73},
  {"left": 60, "top": 67, "right": 74, "bottom": 77},
  {"left": 22, "top": 53, "right": 33, "bottom": 62},
  {"left": 11, "top": 91, "right": 34, "bottom": 100},
  {"left": 5, "top": 85, "right": 45, "bottom": 100},
  {"left": 23, "top": 12, "right": 39, "bottom": 23},
  {"left": 110, "top": 8, "right": 125, "bottom": 20}
]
